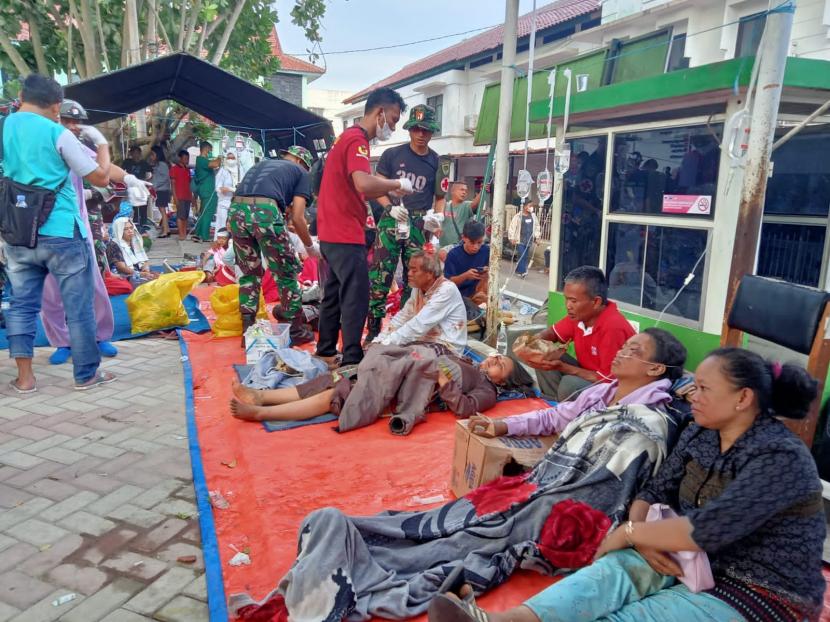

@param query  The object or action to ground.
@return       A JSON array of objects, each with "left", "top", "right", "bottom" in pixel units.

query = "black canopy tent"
[{"left": 63, "top": 53, "right": 334, "bottom": 158}]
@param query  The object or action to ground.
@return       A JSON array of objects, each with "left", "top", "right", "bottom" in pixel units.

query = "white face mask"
[
  {"left": 376, "top": 110, "right": 393, "bottom": 142},
  {"left": 225, "top": 160, "right": 236, "bottom": 169}
]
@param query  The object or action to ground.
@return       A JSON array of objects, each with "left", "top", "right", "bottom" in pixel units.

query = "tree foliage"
[{"left": 0, "top": 0, "right": 327, "bottom": 152}]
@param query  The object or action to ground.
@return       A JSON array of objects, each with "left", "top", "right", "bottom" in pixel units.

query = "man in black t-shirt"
[
  {"left": 123, "top": 146, "right": 152, "bottom": 180},
  {"left": 228, "top": 147, "right": 321, "bottom": 345},
  {"left": 366, "top": 104, "right": 448, "bottom": 343}
]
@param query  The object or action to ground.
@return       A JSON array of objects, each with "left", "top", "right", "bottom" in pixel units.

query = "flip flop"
[
  {"left": 74, "top": 371, "right": 117, "bottom": 391},
  {"left": 427, "top": 593, "right": 489, "bottom": 622},
  {"left": 8, "top": 379, "right": 37, "bottom": 394}
]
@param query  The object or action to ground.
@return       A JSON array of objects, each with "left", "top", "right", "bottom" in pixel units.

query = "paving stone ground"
[{"left": 0, "top": 333, "right": 208, "bottom": 622}]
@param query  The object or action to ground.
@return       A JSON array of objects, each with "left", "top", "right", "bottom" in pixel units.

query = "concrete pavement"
[{"left": 0, "top": 336, "right": 208, "bottom": 621}]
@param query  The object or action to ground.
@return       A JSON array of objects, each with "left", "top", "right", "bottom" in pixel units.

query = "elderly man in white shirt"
[{"left": 374, "top": 250, "right": 467, "bottom": 355}]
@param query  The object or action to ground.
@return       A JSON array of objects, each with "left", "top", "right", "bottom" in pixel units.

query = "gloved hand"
[
  {"left": 79, "top": 125, "right": 109, "bottom": 146},
  {"left": 389, "top": 205, "right": 409, "bottom": 223},
  {"left": 397, "top": 177, "right": 414, "bottom": 194},
  {"left": 123, "top": 174, "right": 153, "bottom": 189},
  {"left": 83, "top": 189, "right": 93, "bottom": 200},
  {"left": 305, "top": 241, "right": 322, "bottom": 259},
  {"left": 423, "top": 214, "right": 442, "bottom": 233}
]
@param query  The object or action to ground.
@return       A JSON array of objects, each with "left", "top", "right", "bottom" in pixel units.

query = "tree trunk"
[
  {"left": 145, "top": 0, "right": 157, "bottom": 58},
  {"left": 195, "top": 20, "right": 208, "bottom": 58},
  {"left": 183, "top": 0, "right": 202, "bottom": 52},
  {"left": 210, "top": 0, "right": 247, "bottom": 64},
  {"left": 68, "top": 0, "right": 100, "bottom": 78},
  {"left": 95, "top": 1, "right": 112, "bottom": 72},
  {"left": 26, "top": 16, "right": 50, "bottom": 75},
  {"left": 145, "top": 0, "right": 173, "bottom": 52},
  {"left": 0, "top": 31, "right": 31, "bottom": 75},
  {"left": 176, "top": 0, "right": 188, "bottom": 50}
]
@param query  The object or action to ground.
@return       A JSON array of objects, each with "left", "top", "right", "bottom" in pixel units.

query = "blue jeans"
[
  {"left": 525, "top": 549, "right": 743, "bottom": 622},
  {"left": 517, "top": 243, "right": 531, "bottom": 274},
  {"left": 5, "top": 229, "right": 101, "bottom": 383}
]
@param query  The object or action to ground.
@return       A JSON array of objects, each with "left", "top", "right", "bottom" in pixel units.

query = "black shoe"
[
  {"left": 241, "top": 313, "right": 256, "bottom": 348},
  {"left": 363, "top": 316, "right": 382, "bottom": 347},
  {"left": 289, "top": 314, "right": 315, "bottom": 346}
]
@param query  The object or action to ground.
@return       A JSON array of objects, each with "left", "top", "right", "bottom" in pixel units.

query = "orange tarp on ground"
[{"left": 184, "top": 286, "right": 559, "bottom": 616}]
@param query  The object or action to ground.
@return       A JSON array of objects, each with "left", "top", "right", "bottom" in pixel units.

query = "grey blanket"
[{"left": 228, "top": 403, "right": 671, "bottom": 621}]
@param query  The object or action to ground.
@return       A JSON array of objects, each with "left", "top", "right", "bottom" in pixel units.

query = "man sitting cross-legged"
[{"left": 513, "top": 265, "right": 635, "bottom": 401}]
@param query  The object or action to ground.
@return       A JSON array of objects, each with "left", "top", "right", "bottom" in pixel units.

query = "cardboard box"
[
  {"left": 450, "top": 419, "right": 558, "bottom": 497},
  {"left": 244, "top": 323, "right": 290, "bottom": 364}
]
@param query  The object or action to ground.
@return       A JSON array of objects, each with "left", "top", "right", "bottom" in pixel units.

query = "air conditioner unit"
[{"left": 464, "top": 114, "right": 478, "bottom": 134}]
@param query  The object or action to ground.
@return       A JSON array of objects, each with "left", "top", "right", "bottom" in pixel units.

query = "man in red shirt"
[
  {"left": 169, "top": 149, "right": 193, "bottom": 241},
  {"left": 513, "top": 266, "right": 635, "bottom": 401},
  {"left": 315, "top": 87, "right": 414, "bottom": 366}
]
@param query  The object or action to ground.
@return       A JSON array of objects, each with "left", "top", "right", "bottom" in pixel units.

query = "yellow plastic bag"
[
  {"left": 210, "top": 284, "right": 268, "bottom": 338},
  {"left": 126, "top": 271, "right": 205, "bottom": 334}
]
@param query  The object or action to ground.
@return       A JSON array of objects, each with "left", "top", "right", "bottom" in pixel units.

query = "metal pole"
[
  {"left": 485, "top": 0, "right": 520, "bottom": 345},
  {"left": 772, "top": 97, "right": 830, "bottom": 152},
  {"left": 721, "top": 2, "right": 794, "bottom": 344}
]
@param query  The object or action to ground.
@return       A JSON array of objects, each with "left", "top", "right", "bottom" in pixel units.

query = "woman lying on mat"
[
  {"left": 230, "top": 351, "right": 534, "bottom": 433},
  {"left": 468, "top": 330, "right": 687, "bottom": 445},
  {"left": 228, "top": 329, "right": 688, "bottom": 621},
  {"left": 106, "top": 217, "right": 159, "bottom": 283},
  {"left": 429, "top": 348, "right": 825, "bottom": 622}
]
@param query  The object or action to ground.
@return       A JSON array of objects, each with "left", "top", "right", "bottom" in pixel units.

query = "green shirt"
[
  {"left": 194, "top": 155, "right": 216, "bottom": 198},
  {"left": 439, "top": 200, "right": 473, "bottom": 247}
]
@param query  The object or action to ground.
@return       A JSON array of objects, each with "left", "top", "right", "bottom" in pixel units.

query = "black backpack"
[{"left": 309, "top": 152, "right": 326, "bottom": 196}]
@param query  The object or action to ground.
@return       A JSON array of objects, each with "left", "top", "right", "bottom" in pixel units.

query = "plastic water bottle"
[
  {"left": 395, "top": 219, "right": 409, "bottom": 241},
  {"left": 15, "top": 195, "right": 27, "bottom": 209},
  {"left": 496, "top": 323, "right": 508, "bottom": 355}
]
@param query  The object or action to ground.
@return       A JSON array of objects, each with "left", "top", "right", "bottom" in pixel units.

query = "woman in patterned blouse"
[{"left": 430, "top": 347, "right": 825, "bottom": 622}]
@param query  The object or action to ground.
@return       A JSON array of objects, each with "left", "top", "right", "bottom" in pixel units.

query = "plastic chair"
[{"left": 723, "top": 275, "right": 830, "bottom": 447}]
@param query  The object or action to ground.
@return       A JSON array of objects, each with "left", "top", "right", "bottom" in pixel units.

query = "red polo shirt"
[
  {"left": 317, "top": 126, "right": 372, "bottom": 244},
  {"left": 169, "top": 163, "right": 192, "bottom": 201},
  {"left": 552, "top": 301, "right": 635, "bottom": 381}
]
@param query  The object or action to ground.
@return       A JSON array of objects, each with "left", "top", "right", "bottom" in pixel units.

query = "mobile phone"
[{"left": 476, "top": 266, "right": 488, "bottom": 273}]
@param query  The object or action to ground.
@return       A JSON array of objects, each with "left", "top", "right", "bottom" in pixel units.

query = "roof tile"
[{"left": 269, "top": 27, "right": 325, "bottom": 75}]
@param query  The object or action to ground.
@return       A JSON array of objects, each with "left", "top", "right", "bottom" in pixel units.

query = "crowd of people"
[{"left": 1, "top": 75, "right": 826, "bottom": 622}]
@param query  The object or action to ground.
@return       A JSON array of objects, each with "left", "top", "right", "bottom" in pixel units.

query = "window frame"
[
  {"left": 735, "top": 11, "right": 767, "bottom": 58},
  {"left": 609, "top": 122, "right": 723, "bottom": 220},
  {"left": 553, "top": 116, "right": 723, "bottom": 329},
  {"left": 758, "top": 119, "right": 830, "bottom": 288},
  {"left": 426, "top": 94, "right": 444, "bottom": 137}
]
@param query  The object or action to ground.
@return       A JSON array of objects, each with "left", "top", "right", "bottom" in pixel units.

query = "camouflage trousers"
[
  {"left": 368, "top": 212, "right": 427, "bottom": 319},
  {"left": 228, "top": 201, "right": 302, "bottom": 320}
]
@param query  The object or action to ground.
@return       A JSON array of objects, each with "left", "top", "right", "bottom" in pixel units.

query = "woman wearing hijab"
[{"left": 106, "top": 217, "right": 158, "bottom": 282}]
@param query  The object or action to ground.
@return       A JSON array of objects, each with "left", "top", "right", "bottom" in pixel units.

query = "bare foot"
[
  {"left": 231, "top": 379, "right": 263, "bottom": 406},
  {"left": 230, "top": 398, "right": 264, "bottom": 421}
]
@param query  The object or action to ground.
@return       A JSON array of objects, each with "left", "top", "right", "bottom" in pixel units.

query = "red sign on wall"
[{"left": 662, "top": 194, "right": 712, "bottom": 215}]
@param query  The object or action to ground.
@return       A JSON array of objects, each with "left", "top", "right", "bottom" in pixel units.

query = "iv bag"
[
  {"left": 221, "top": 135, "right": 229, "bottom": 151},
  {"left": 554, "top": 142, "right": 571, "bottom": 175},
  {"left": 537, "top": 169, "right": 553, "bottom": 202},
  {"left": 724, "top": 109, "right": 751, "bottom": 163},
  {"left": 516, "top": 169, "right": 533, "bottom": 200}
]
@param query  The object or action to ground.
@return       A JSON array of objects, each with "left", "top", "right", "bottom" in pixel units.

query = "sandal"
[
  {"left": 8, "top": 379, "right": 37, "bottom": 394},
  {"left": 74, "top": 371, "right": 117, "bottom": 391},
  {"left": 428, "top": 593, "right": 489, "bottom": 622}
]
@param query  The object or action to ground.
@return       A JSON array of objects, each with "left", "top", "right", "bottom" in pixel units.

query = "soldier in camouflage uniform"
[
  {"left": 366, "top": 104, "right": 450, "bottom": 344},
  {"left": 228, "top": 145, "right": 321, "bottom": 345}
]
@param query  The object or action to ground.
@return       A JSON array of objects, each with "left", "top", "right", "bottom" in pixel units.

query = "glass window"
[
  {"left": 611, "top": 125, "right": 721, "bottom": 217},
  {"left": 427, "top": 95, "right": 443, "bottom": 136},
  {"left": 758, "top": 224, "right": 825, "bottom": 287},
  {"left": 606, "top": 223, "right": 708, "bottom": 321},
  {"left": 666, "top": 34, "right": 689, "bottom": 72},
  {"left": 764, "top": 128, "right": 830, "bottom": 217},
  {"left": 736, "top": 13, "right": 766, "bottom": 58},
  {"left": 558, "top": 136, "right": 607, "bottom": 288}
]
